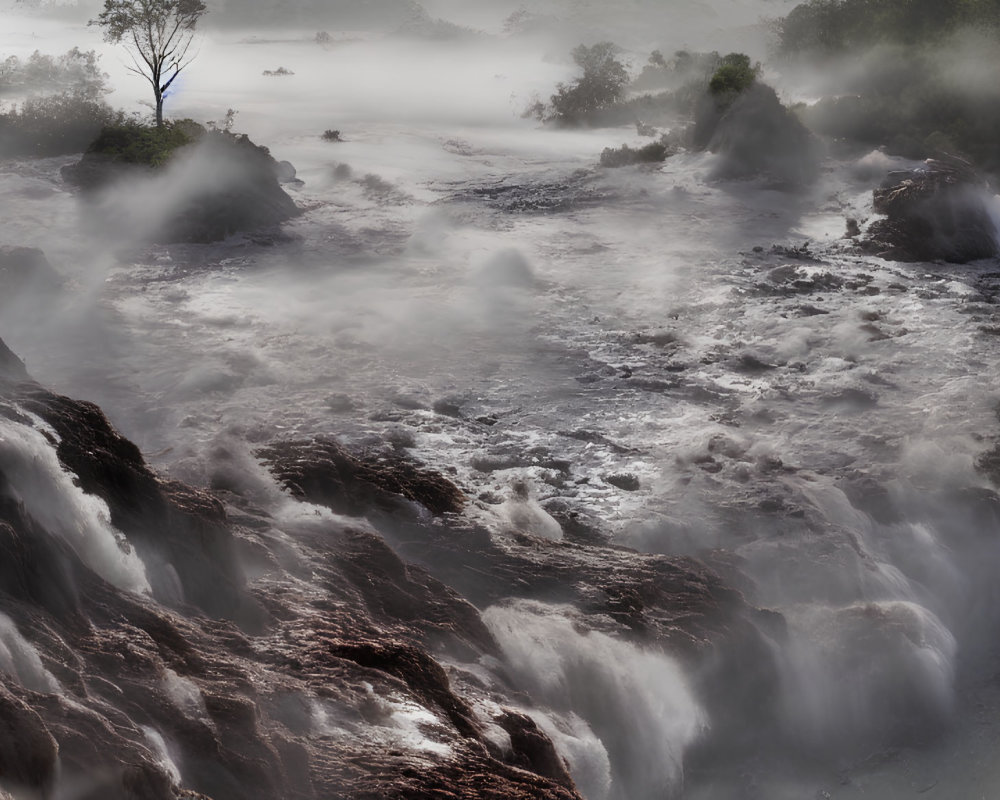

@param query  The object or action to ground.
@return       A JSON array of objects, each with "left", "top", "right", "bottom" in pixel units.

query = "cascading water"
[{"left": 3, "top": 1, "right": 1000, "bottom": 798}]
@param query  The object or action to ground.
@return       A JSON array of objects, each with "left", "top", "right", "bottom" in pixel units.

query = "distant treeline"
[{"left": 778, "top": 0, "right": 1000, "bottom": 53}]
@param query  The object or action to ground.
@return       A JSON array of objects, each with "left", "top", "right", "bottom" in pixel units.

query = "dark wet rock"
[
  {"left": 272, "top": 159, "right": 298, "bottom": 183},
  {"left": 975, "top": 443, "right": 1000, "bottom": 487},
  {"left": 632, "top": 329, "right": 681, "bottom": 347},
  {"left": 762, "top": 265, "right": 843, "bottom": 295},
  {"left": 0, "top": 684, "right": 59, "bottom": 794},
  {"left": 863, "top": 156, "right": 998, "bottom": 263},
  {"left": 557, "top": 428, "right": 634, "bottom": 454},
  {"left": 0, "top": 372, "right": 583, "bottom": 800},
  {"left": 0, "top": 337, "right": 28, "bottom": 381},
  {"left": 0, "top": 247, "right": 64, "bottom": 309},
  {"left": 258, "top": 436, "right": 465, "bottom": 516},
  {"left": 605, "top": 472, "right": 641, "bottom": 491},
  {"left": 454, "top": 170, "right": 615, "bottom": 214},
  {"left": 432, "top": 397, "right": 463, "bottom": 417},
  {"left": 732, "top": 353, "right": 778, "bottom": 373},
  {"left": 694, "top": 83, "right": 819, "bottom": 186},
  {"left": 498, "top": 710, "right": 576, "bottom": 788},
  {"left": 5, "top": 380, "right": 260, "bottom": 625},
  {"left": 840, "top": 472, "right": 903, "bottom": 525}
]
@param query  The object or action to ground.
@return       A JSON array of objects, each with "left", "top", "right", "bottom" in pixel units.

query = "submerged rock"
[{"left": 863, "top": 156, "right": 998, "bottom": 263}]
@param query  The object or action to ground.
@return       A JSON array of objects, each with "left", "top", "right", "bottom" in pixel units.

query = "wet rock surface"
[
  {"left": 0, "top": 332, "right": 786, "bottom": 799},
  {"left": 0, "top": 337, "right": 584, "bottom": 800},
  {"left": 863, "top": 156, "right": 999, "bottom": 263}
]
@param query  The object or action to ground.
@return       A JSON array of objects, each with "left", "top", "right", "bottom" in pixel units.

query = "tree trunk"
[{"left": 155, "top": 91, "right": 164, "bottom": 128}]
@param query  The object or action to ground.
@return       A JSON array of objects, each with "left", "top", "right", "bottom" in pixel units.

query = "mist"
[{"left": 4, "top": 0, "right": 1000, "bottom": 797}]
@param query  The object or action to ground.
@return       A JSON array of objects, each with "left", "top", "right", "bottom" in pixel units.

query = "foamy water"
[{"left": 4, "top": 3, "right": 1000, "bottom": 796}]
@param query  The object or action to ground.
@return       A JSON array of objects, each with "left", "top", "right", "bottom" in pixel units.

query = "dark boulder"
[
  {"left": 6, "top": 381, "right": 261, "bottom": 625},
  {"left": 863, "top": 156, "right": 998, "bottom": 263},
  {"left": 0, "top": 248, "right": 64, "bottom": 310},
  {"left": 62, "top": 130, "right": 301, "bottom": 244},
  {"left": 694, "top": 83, "right": 819, "bottom": 186},
  {"left": 258, "top": 437, "right": 466, "bottom": 517}
]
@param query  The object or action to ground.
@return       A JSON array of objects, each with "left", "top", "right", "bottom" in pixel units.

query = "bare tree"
[{"left": 92, "top": 0, "right": 207, "bottom": 127}]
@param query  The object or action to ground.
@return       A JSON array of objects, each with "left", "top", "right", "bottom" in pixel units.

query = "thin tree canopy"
[{"left": 92, "top": 0, "right": 207, "bottom": 126}]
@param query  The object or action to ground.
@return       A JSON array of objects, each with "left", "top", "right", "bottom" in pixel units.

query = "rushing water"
[{"left": 4, "top": 3, "right": 1000, "bottom": 797}]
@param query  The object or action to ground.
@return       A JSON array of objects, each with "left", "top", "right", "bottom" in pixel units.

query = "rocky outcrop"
[
  {"left": 0, "top": 340, "right": 584, "bottom": 800},
  {"left": 61, "top": 130, "right": 301, "bottom": 244},
  {"left": 863, "top": 156, "right": 998, "bottom": 263},
  {"left": 258, "top": 437, "right": 466, "bottom": 517},
  {"left": 261, "top": 438, "right": 786, "bottom": 768},
  {"left": 693, "top": 83, "right": 819, "bottom": 186}
]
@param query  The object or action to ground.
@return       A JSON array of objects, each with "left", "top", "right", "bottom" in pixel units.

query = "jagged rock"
[
  {"left": 863, "top": 156, "right": 998, "bottom": 263},
  {"left": 5, "top": 380, "right": 261, "bottom": 625},
  {"left": 258, "top": 437, "right": 466, "bottom": 517},
  {"left": 0, "top": 684, "right": 59, "bottom": 794},
  {"left": 498, "top": 710, "right": 576, "bottom": 788},
  {"left": 0, "top": 369, "right": 584, "bottom": 800}
]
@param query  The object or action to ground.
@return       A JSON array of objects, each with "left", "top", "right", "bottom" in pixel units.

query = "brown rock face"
[
  {"left": 258, "top": 436, "right": 466, "bottom": 517},
  {"left": 0, "top": 362, "right": 587, "bottom": 800},
  {"left": 865, "top": 156, "right": 998, "bottom": 263}
]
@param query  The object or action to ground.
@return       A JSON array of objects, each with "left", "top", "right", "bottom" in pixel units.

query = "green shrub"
[
  {"left": 600, "top": 141, "right": 670, "bottom": 167},
  {"left": 708, "top": 53, "right": 758, "bottom": 98},
  {"left": 86, "top": 118, "right": 205, "bottom": 166}
]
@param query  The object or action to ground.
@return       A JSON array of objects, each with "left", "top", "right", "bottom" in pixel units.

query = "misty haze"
[{"left": 2, "top": 0, "right": 1000, "bottom": 798}]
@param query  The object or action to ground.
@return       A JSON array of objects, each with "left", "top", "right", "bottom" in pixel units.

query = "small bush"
[
  {"left": 600, "top": 141, "right": 670, "bottom": 167},
  {"left": 315, "top": 31, "right": 332, "bottom": 44},
  {"left": 322, "top": 129, "right": 342, "bottom": 142},
  {"left": 708, "top": 53, "right": 758, "bottom": 98},
  {"left": 262, "top": 67, "right": 294, "bottom": 77}
]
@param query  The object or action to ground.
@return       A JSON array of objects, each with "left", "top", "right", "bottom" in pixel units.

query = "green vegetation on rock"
[
  {"left": 708, "top": 53, "right": 759, "bottom": 98},
  {"left": 85, "top": 118, "right": 203, "bottom": 166}
]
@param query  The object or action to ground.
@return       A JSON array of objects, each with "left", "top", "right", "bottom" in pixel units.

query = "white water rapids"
[{"left": 4, "top": 3, "right": 1000, "bottom": 797}]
